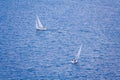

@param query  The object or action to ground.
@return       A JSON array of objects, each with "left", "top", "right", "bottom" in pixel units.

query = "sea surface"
[{"left": 0, "top": 0, "right": 120, "bottom": 80}]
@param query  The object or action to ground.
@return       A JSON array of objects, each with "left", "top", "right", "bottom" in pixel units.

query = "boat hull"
[
  {"left": 36, "top": 27, "right": 47, "bottom": 31},
  {"left": 70, "top": 59, "right": 78, "bottom": 64}
]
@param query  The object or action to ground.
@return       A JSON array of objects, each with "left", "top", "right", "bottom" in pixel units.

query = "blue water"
[{"left": 0, "top": 0, "right": 120, "bottom": 80}]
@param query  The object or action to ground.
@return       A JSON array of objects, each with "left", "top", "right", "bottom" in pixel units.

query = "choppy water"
[{"left": 0, "top": 0, "right": 120, "bottom": 80}]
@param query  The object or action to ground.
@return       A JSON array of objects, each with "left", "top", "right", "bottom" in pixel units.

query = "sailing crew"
[{"left": 71, "top": 59, "right": 78, "bottom": 64}]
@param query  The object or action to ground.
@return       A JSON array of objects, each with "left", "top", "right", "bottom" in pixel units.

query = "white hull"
[
  {"left": 70, "top": 59, "right": 78, "bottom": 64},
  {"left": 36, "top": 27, "right": 47, "bottom": 30}
]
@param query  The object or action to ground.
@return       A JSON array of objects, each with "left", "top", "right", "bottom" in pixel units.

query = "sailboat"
[
  {"left": 71, "top": 45, "right": 82, "bottom": 64},
  {"left": 36, "top": 15, "right": 47, "bottom": 30}
]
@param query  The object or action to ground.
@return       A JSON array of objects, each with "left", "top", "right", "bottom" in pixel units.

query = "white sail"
[
  {"left": 75, "top": 45, "right": 82, "bottom": 60},
  {"left": 36, "top": 15, "right": 47, "bottom": 30}
]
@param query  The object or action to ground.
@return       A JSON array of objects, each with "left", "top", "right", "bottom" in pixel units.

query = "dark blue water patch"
[
  {"left": 0, "top": 66, "right": 37, "bottom": 80},
  {"left": 26, "top": 68, "right": 36, "bottom": 73},
  {"left": 79, "top": 29, "right": 91, "bottom": 33},
  {"left": 104, "top": 72, "right": 118, "bottom": 80},
  {"left": 93, "top": 49, "right": 102, "bottom": 54},
  {"left": 0, "top": 15, "right": 7, "bottom": 23}
]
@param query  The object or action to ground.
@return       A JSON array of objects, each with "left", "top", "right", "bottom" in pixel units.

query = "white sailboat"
[
  {"left": 36, "top": 15, "right": 47, "bottom": 30},
  {"left": 71, "top": 45, "right": 82, "bottom": 64}
]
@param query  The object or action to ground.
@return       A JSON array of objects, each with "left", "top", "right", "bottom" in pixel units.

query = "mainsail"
[{"left": 75, "top": 45, "right": 82, "bottom": 60}]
